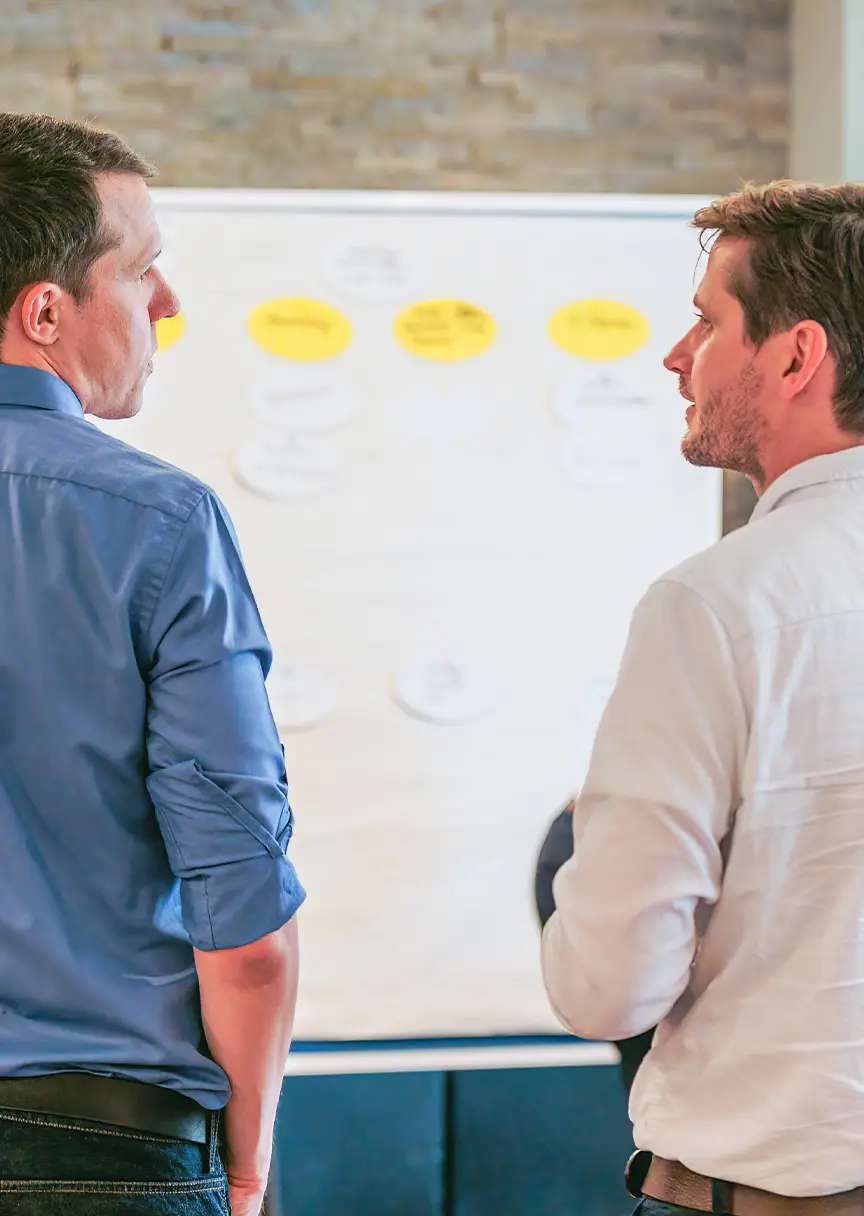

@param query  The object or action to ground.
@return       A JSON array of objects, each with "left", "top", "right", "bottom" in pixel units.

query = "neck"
[
  {"left": 0, "top": 344, "right": 88, "bottom": 408},
  {"left": 0, "top": 343, "right": 58, "bottom": 377},
  {"left": 753, "top": 430, "right": 864, "bottom": 496}
]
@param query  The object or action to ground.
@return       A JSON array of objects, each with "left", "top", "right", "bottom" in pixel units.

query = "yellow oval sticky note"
[
  {"left": 395, "top": 299, "right": 496, "bottom": 362},
  {"left": 248, "top": 298, "right": 352, "bottom": 361},
  {"left": 155, "top": 312, "right": 185, "bottom": 352},
  {"left": 549, "top": 299, "right": 650, "bottom": 360}
]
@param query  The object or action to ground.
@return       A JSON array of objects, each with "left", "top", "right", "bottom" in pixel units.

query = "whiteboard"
[{"left": 100, "top": 190, "right": 720, "bottom": 1040}]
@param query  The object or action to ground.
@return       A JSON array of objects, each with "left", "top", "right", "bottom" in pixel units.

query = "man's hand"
[
  {"left": 195, "top": 920, "right": 299, "bottom": 1216},
  {"left": 228, "top": 1175, "right": 268, "bottom": 1216}
]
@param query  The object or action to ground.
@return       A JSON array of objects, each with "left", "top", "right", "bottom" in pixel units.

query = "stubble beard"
[{"left": 681, "top": 362, "right": 767, "bottom": 485}]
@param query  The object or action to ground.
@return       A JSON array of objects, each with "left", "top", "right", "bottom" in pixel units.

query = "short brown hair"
[
  {"left": 692, "top": 180, "right": 864, "bottom": 433},
  {"left": 0, "top": 113, "right": 153, "bottom": 337}
]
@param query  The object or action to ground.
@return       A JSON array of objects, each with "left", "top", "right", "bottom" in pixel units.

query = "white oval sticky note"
[
  {"left": 392, "top": 657, "right": 495, "bottom": 725},
  {"left": 551, "top": 372, "right": 651, "bottom": 427},
  {"left": 325, "top": 239, "right": 422, "bottom": 302},
  {"left": 233, "top": 430, "right": 340, "bottom": 500},
  {"left": 250, "top": 367, "right": 359, "bottom": 433},
  {"left": 269, "top": 663, "right": 337, "bottom": 731}
]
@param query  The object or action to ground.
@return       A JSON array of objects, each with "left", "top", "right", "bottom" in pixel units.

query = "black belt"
[{"left": 0, "top": 1073, "right": 210, "bottom": 1145}]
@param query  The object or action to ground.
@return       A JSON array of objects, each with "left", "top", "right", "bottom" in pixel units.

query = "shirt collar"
[
  {"left": 750, "top": 446, "right": 864, "bottom": 522},
  {"left": 0, "top": 364, "right": 84, "bottom": 418}
]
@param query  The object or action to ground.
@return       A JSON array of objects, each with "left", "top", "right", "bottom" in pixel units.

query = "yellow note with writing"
[
  {"left": 395, "top": 299, "right": 496, "bottom": 361},
  {"left": 248, "top": 298, "right": 353, "bottom": 361},
  {"left": 549, "top": 299, "right": 649, "bottom": 360}
]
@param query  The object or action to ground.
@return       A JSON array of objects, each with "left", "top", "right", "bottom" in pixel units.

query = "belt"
[
  {"left": 627, "top": 1153, "right": 864, "bottom": 1215},
  {"left": 0, "top": 1073, "right": 209, "bottom": 1145}
]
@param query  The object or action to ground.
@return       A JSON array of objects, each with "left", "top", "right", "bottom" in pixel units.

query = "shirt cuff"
[
  {"left": 188, "top": 852, "right": 306, "bottom": 951},
  {"left": 147, "top": 758, "right": 306, "bottom": 950}
]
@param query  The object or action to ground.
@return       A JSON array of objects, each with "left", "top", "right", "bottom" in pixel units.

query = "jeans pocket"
[{"left": 0, "top": 1175, "right": 230, "bottom": 1215}]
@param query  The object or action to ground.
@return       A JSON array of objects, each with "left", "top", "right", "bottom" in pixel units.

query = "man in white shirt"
[{"left": 541, "top": 181, "right": 864, "bottom": 1215}]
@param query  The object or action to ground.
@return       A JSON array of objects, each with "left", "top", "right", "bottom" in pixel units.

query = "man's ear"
[
  {"left": 18, "top": 283, "right": 64, "bottom": 346},
  {"left": 779, "top": 319, "right": 829, "bottom": 399}
]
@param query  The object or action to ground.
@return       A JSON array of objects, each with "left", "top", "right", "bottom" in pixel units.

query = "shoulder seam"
[
  {"left": 139, "top": 490, "right": 211, "bottom": 645},
  {"left": 0, "top": 468, "right": 206, "bottom": 522},
  {"left": 650, "top": 573, "right": 744, "bottom": 647}
]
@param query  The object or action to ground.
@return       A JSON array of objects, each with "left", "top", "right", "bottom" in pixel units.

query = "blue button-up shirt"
[{"left": 0, "top": 366, "right": 305, "bottom": 1109}]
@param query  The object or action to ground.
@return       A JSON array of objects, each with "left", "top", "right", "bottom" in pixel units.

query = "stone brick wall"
[{"left": 0, "top": 0, "right": 788, "bottom": 192}]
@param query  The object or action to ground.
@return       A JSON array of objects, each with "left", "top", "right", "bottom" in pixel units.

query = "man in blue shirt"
[{"left": 0, "top": 113, "right": 304, "bottom": 1215}]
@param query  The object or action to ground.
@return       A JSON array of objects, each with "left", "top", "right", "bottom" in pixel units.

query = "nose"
[
  {"left": 664, "top": 330, "right": 693, "bottom": 376},
  {"left": 150, "top": 267, "right": 181, "bottom": 323}
]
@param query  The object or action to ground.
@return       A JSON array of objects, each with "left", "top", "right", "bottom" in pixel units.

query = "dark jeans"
[{"left": 0, "top": 1106, "right": 229, "bottom": 1214}]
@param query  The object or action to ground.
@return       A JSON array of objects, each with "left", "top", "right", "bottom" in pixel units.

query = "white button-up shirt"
[{"left": 542, "top": 448, "right": 864, "bottom": 1198}]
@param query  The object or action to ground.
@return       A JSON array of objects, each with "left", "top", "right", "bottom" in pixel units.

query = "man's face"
[
  {"left": 62, "top": 173, "right": 179, "bottom": 420},
  {"left": 664, "top": 236, "right": 769, "bottom": 483}
]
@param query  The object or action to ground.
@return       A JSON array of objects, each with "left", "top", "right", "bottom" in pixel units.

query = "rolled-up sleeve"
[
  {"left": 541, "top": 578, "right": 746, "bottom": 1041},
  {"left": 144, "top": 491, "right": 305, "bottom": 950}
]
